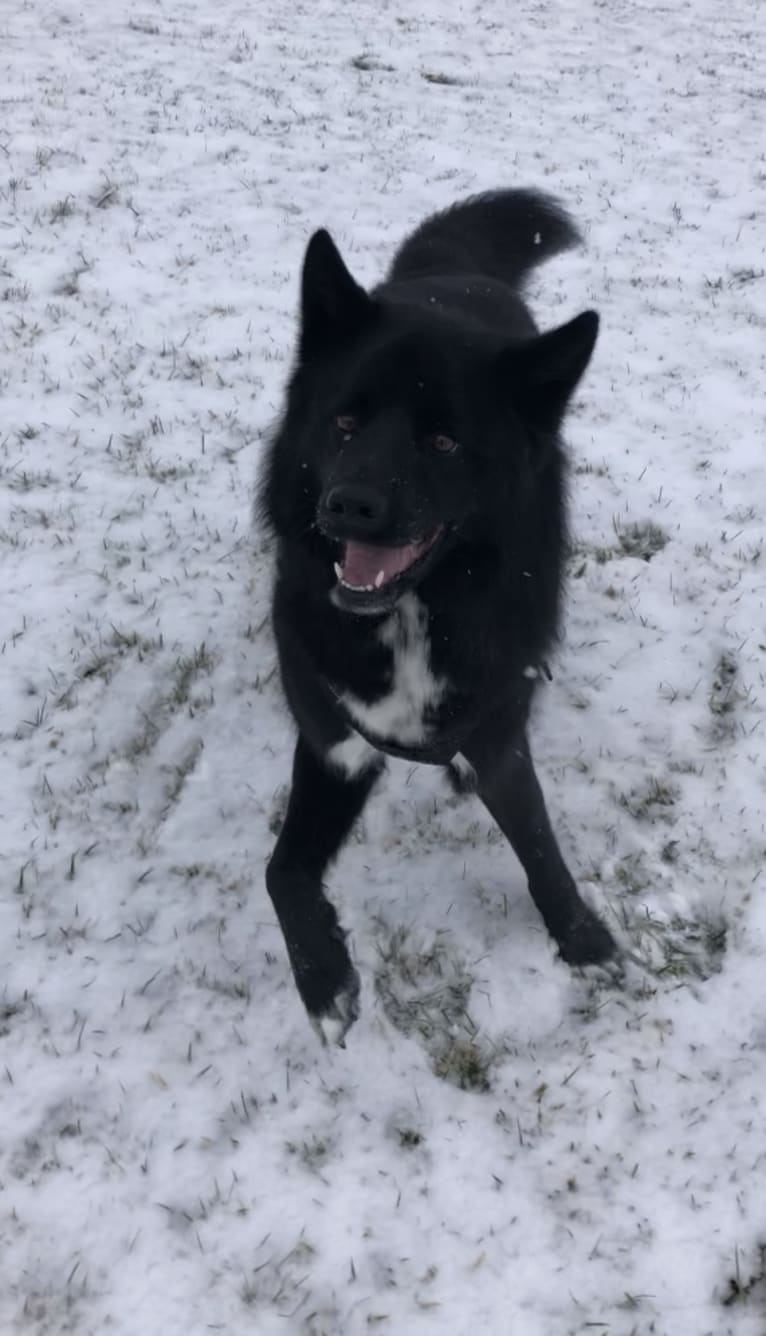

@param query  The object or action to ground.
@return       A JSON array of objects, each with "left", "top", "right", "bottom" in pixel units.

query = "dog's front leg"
[
  {"left": 266, "top": 734, "right": 382, "bottom": 1045},
  {"left": 462, "top": 724, "right": 617, "bottom": 967}
]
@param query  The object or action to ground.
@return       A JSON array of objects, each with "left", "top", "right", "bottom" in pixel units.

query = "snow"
[{"left": 1, "top": 0, "right": 765, "bottom": 1332}]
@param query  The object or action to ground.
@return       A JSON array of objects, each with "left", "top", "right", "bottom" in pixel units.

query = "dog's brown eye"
[
  {"left": 334, "top": 414, "right": 357, "bottom": 435},
  {"left": 429, "top": 433, "right": 459, "bottom": 454}
]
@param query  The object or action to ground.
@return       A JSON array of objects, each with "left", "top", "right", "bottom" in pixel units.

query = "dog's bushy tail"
[{"left": 388, "top": 189, "right": 581, "bottom": 290}]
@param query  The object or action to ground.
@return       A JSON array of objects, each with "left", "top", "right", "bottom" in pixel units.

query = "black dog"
[{"left": 260, "top": 189, "right": 617, "bottom": 1044}]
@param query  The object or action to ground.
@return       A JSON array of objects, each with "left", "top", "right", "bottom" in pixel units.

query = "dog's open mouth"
[{"left": 331, "top": 527, "right": 443, "bottom": 613}]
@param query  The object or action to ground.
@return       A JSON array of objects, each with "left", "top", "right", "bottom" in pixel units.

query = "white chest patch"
[{"left": 341, "top": 593, "right": 447, "bottom": 747}]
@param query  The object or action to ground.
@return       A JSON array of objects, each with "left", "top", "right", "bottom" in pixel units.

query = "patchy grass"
[
  {"left": 171, "top": 643, "right": 214, "bottom": 705},
  {"left": 720, "top": 1243, "right": 766, "bottom": 1308},
  {"left": 614, "top": 518, "right": 670, "bottom": 562},
  {"left": 421, "top": 70, "right": 464, "bottom": 85},
  {"left": 285, "top": 1134, "right": 333, "bottom": 1173},
  {"left": 239, "top": 1236, "right": 331, "bottom": 1320},
  {"left": 49, "top": 195, "right": 75, "bottom": 222},
  {"left": 612, "top": 852, "right": 652, "bottom": 896},
  {"left": 350, "top": 52, "right": 395, "bottom": 72},
  {"left": 162, "top": 737, "right": 204, "bottom": 806},
  {"left": 432, "top": 1037, "right": 492, "bottom": 1093},
  {"left": 708, "top": 649, "right": 748, "bottom": 741},
  {"left": 618, "top": 775, "right": 680, "bottom": 822},
  {"left": 396, "top": 1126, "right": 424, "bottom": 1149},
  {"left": 628, "top": 908, "right": 728, "bottom": 980},
  {"left": 374, "top": 925, "right": 496, "bottom": 1091}
]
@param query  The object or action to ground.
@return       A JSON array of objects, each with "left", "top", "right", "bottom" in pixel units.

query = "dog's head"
[{"left": 268, "top": 229, "right": 599, "bottom": 617}]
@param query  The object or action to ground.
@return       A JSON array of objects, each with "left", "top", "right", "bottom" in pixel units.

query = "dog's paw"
[
  {"left": 309, "top": 967, "right": 360, "bottom": 1048},
  {"left": 557, "top": 905, "right": 618, "bottom": 969},
  {"left": 284, "top": 897, "right": 360, "bottom": 1046}
]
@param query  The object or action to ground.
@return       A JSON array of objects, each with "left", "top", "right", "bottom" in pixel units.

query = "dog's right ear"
[
  {"left": 299, "top": 230, "right": 375, "bottom": 362},
  {"left": 499, "top": 310, "right": 599, "bottom": 437}
]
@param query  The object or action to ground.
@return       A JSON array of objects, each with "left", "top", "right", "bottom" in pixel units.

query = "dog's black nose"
[{"left": 323, "top": 483, "right": 388, "bottom": 534}]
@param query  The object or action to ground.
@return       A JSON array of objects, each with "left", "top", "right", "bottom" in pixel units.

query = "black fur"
[{"left": 260, "top": 189, "right": 617, "bottom": 1044}]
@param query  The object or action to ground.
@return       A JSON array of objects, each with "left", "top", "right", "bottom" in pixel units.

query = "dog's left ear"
[
  {"left": 501, "top": 311, "right": 599, "bottom": 434},
  {"left": 299, "top": 229, "right": 376, "bottom": 362}
]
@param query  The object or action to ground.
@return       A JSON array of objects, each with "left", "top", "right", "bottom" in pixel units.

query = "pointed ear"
[
  {"left": 299, "top": 229, "right": 375, "bottom": 362},
  {"left": 503, "top": 310, "right": 599, "bottom": 433}
]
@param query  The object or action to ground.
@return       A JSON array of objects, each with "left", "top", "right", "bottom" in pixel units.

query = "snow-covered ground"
[{"left": 1, "top": 0, "right": 765, "bottom": 1331}]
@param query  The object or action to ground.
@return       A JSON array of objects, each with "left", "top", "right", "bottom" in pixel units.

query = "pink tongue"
[{"left": 341, "top": 538, "right": 429, "bottom": 588}]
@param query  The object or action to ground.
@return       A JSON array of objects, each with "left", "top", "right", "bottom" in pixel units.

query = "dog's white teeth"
[
  {"left": 339, "top": 579, "right": 379, "bottom": 593},
  {"left": 374, "top": 570, "right": 385, "bottom": 589},
  {"left": 333, "top": 562, "right": 343, "bottom": 581}
]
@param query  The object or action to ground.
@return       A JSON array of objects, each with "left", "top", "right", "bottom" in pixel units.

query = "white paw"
[
  {"left": 448, "top": 752, "right": 478, "bottom": 794},
  {"left": 309, "top": 974, "right": 360, "bottom": 1048}
]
